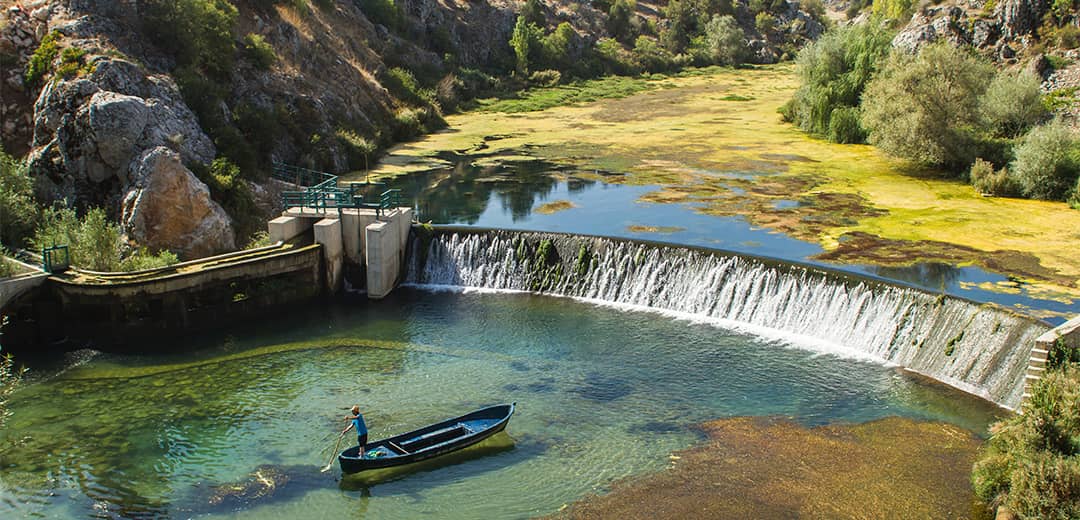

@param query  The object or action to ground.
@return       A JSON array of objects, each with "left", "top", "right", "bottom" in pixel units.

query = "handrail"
[
  {"left": 276, "top": 163, "right": 403, "bottom": 217},
  {"left": 42, "top": 245, "right": 70, "bottom": 274}
]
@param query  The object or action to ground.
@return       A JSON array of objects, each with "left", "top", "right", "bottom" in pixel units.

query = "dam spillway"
[{"left": 406, "top": 228, "right": 1051, "bottom": 409}]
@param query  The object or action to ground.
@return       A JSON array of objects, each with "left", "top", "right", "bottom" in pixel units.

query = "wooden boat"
[{"left": 338, "top": 403, "right": 515, "bottom": 474}]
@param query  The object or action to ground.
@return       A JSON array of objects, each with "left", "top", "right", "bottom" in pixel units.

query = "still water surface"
[{"left": 1, "top": 290, "right": 1001, "bottom": 518}]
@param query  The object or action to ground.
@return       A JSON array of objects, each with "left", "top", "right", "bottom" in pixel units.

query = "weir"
[{"left": 407, "top": 228, "right": 1054, "bottom": 410}]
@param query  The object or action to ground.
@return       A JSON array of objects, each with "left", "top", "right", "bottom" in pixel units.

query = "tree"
[
  {"left": 522, "top": 0, "right": 545, "bottom": 27},
  {"left": 541, "top": 22, "right": 576, "bottom": 71},
  {"left": 784, "top": 24, "right": 893, "bottom": 142},
  {"left": 980, "top": 71, "right": 1047, "bottom": 139},
  {"left": 0, "top": 148, "right": 37, "bottom": 248},
  {"left": 702, "top": 15, "right": 745, "bottom": 66},
  {"left": 1009, "top": 120, "right": 1080, "bottom": 201},
  {"left": 608, "top": 0, "right": 637, "bottom": 43},
  {"left": 510, "top": 16, "right": 543, "bottom": 75},
  {"left": 861, "top": 43, "right": 994, "bottom": 170}
]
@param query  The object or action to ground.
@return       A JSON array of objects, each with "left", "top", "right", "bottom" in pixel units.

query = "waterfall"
[{"left": 406, "top": 229, "right": 1050, "bottom": 409}]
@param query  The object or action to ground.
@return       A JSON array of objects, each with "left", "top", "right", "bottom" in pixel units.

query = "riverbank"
[
  {"left": 553, "top": 416, "right": 988, "bottom": 519},
  {"left": 361, "top": 65, "right": 1080, "bottom": 313}
]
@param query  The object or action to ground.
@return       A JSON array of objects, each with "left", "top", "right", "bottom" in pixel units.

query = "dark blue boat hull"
[{"left": 338, "top": 403, "right": 515, "bottom": 474}]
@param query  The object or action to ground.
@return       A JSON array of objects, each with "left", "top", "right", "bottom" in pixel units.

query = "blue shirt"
[{"left": 353, "top": 414, "right": 367, "bottom": 436}]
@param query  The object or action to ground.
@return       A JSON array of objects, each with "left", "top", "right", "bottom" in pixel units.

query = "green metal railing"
[
  {"left": 42, "top": 245, "right": 70, "bottom": 274},
  {"left": 273, "top": 163, "right": 403, "bottom": 217}
]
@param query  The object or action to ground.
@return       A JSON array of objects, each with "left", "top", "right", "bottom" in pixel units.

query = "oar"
[{"left": 321, "top": 432, "right": 346, "bottom": 473}]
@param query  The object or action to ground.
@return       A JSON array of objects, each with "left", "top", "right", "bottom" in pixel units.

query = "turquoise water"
[{"left": 0, "top": 289, "right": 1001, "bottom": 518}]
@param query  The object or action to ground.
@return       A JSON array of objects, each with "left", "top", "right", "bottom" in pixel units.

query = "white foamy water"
[{"left": 408, "top": 230, "right": 1050, "bottom": 408}]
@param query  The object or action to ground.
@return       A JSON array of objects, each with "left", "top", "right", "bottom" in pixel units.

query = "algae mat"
[
  {"left": 553, "top": 416, "right": 986, "bottom": 520},
  {"left": 367, "top": 66, "right": 1080, "bottom": 307}
]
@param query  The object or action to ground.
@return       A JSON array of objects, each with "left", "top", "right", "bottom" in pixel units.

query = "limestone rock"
[
  {"left": 121, "top": 147, "right": 235, "bottom": 259},
  {"left": 997, "top": 0, "right": 1050, "bottom": 40}
]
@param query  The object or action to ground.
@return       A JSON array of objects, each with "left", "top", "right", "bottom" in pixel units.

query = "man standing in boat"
[{"left": 342, "top": 405, "right": 368, "bottom": 456}]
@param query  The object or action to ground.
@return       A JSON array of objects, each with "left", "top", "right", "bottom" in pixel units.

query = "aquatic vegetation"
[
  {"left": 554, "top": 416, "right": 983, "bottom": 519},
  {"left": 370, "top": 65, "right": 1080, "bottom": 302},
  {"left": 535, "top": 200, "right": 576, "bottom": 214}
]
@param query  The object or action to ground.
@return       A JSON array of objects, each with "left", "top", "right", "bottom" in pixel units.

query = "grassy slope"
[{"left": 362, "top": 65, "right": 1080, "bottom": 305}]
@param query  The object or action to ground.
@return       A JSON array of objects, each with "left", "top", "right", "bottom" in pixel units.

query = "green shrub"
[
  {"left": 0, "top": 148, "right": 37, "bottom": 248},
  {"left": 632, "top": 36, "right": 677, "bottom": 72},
  {"left": 32, "top": 207, "right": 121, "bottom": 272},
  {"left": 383, "top": 67, "right": 424, "bottom": 103},
  {"left": 594, "top": 37, "right": 641, "bottom": 75},
  {"left": 660, "top": 0, "right": 692, "bottom": 53},
  {"left": 608, "top": 0, "right": 637, "bottom": 43},
  {"left": 755, "top": 12, "right": 777, "bottom": 33},
  {"left": 973, "top": 366, "right": 1080, "bottom": 519},
  {"left": 24, "top": 30, "right": 61, "bottom": 86},
  {"left": 970, "top": 158, "right": 1020, "bottom": 196},
  {"left": 392, "top": 108, "right": 425, "bottom": 141},
  {"left": 336, "top": 128, "right": 377, "bottom": 171},
  {"left": 862, "top": 43, "right": 994, "bottom": 170},
  {"left": 245, "top": 231, "right": 273, "bottom": 249},
  {"left": 1010, "top": 120, "right": 1080, "bottom": 200},
  {"left": 243, "top": 33, "right": 276, "bottom": 70},
  {"left": 541, "top": 22, "right": 575, "bottom": 71},
  {"left": 801, "top": 0, "right": 828, "bottom": 25},
  {"left": 702, "top": 14, "right": 745, "bottom": 66},
  {"left": 522, "top": 0, "right": 546, "bottom": 27},
  {"left": 981, "top": 71, "right": 1047, "bottom": 138},
  {"left": 358, "top": 0, "right": 402, "bottom": 30},
  {"left": 529, "top": 69, "right": 562, "bottom": 87},
  {"left": 119, "top": 249, "right": 179, "bottom": 271},
  {"left": 143, "top": 0, "right": 238, "bottom": 80},
  {"left": 0, "top": 249, "right": 16, "bottom": 278},
  {"left": 786, "top": 24, "right": 893, "bottom": 142},
  {"left": 827, "top": 106, "right": 865, "bottom": 143},
  {"left": 54, "top": 46, "right": 89, "bottom": 80},
  {"left": 871, "top": 0, "right": 915, "bottom": 22}
]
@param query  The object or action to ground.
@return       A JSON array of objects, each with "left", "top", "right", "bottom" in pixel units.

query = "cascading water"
[{"left": 406, "top": 229, "right": 1051, "bottom": 409}]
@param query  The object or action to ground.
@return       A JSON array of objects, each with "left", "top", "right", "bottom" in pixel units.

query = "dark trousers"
[{"left": 358, "top": 433, "right": 368, "bottom": 453}]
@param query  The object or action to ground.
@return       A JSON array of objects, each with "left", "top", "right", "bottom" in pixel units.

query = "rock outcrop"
[
  {"left": 121, "top": 147, "right": 235, "bottom": 258},
  {"left": 891, "top": 0, "right": 1052, "bottom": 59}
]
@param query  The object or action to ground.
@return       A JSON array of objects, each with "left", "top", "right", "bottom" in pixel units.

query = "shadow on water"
[{"left": 338, "top": 432, "right": 521, "bottom": 490}]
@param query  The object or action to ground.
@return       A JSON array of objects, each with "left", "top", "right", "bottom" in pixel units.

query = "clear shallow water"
[
  {"left": 1, "top": 290, "right": 1002, "bottom": 519},
  {"left": 380, "top": 158, "right": 1078, "bottom": 321}
]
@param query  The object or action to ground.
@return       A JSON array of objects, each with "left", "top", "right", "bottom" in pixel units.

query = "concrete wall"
[
  {"left": 269, "top": 216, "right": 314, "bottom": 243},
  {"left": 0, "top": 272, "right": 50, "bottom": 311},
  {"left": 1023, "top": 314, "right": 1080, "bottom": 405},
  {"left": 314, "top": 218, "right": 344, "bottom": 293},
  {"left": 365, "top": 220, "right": 400, "bottom": 299}
]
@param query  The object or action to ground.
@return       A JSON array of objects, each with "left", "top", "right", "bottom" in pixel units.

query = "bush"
[
  {"left": 522, "top": 0, "right": 546, "bottom": 27},
  {"left": 633, "top": 36, "right": 677, "bottom": 72},
  {"left": 541, "top": 22, "right": 575, "bottom": 71},
  {"left": 143, "top": 0, "right": 238, "bottom": 79},
  {"left": 529, "top": 69, "right": 562, "bottom": 87},
  {"left": 862, "top": 43, "right": 994, "bottom": 170},
  {"left": 243, "top": 33, "right": 276, "bottom": 70},
  {"left": 1010, "top": 120, "right": 1080, "bottom": 200},
  {"left": 970, "top": 158, "right": 1020, "bottom": 196},
  {"left": 608, "top": 0, "right": 637, "bottom": 43},
  {"left": 392, "top": 107, "right": 425, "bottom": 141},
  {"left": 972, "top": 366, "right": 1080, "bottom": 519},
  {"left": 827, "top": 106, "right": 865, "bottom": 143},
  {"left": 24, "top": 30, "right": 61, "bottom": 86},
  {"left": 755, "top": 12, "right": 777, "bottom": 33},
  {"left": 32, "top": 207, "right": 121, "bottom": 272},
  {"left": 786, "top": 24, "right": 893, "bottom": 141},
  {"left": 119, "top": 249, "right": 179, "bottom": 271},
  {"left": 0, "top": 148, "right": 37, "bottom": 248},
  {"left": 336, "top": 128, "right": 377, "bottom": 171},
  {"left": 358, "top": 0, "right": 402, "bottom": 30},
  {"left": 981, "top": 71, "right": 1047, "bottom": 138},
  {"left": 594, "top": 37, "right": 641, "bottom": 75},
  {"left": 702, "top": 14, "right": 746, "bottom": 66},
  {"left": 870, "top": 0, "right": 914, "bottom": 22}
]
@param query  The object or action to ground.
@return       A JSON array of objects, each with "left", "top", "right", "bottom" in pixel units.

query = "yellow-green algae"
[
  {"left": 535, "top": 200, "right": 577, "bottom": 214},
  {"left": 360, "top": 65, "right": 1080, "bottom": 302},
  {"left": 553, "top": 416, "right": 988, "bottom": 520}
]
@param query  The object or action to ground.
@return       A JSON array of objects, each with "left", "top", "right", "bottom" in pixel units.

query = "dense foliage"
[
  {"left": 0, "top": 148, "right": 37, "bottom": 248},
  {"left": 30, "top": 207, "right": 177, "bottom": 272},
  {"left": 1009, "top": 120, "right": 1080, "bottom": 201},
  {"left": 862, "top": 43, "right": 994, "bottom": 170},
  {"left": 782, "top": 24, "right": 893, "bottom": 142},
  {"left": 973, "top": 364, "right": 1080, "bottom": 519}
]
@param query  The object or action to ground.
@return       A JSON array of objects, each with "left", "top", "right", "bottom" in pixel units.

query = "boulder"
[{"left": 121, "top": 147, "right": 235, "bottom": 259}]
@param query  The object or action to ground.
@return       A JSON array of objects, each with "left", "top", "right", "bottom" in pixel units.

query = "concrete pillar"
[
  {"left": 314, "top": 218, "right": 344, "bottom": 294},
  {"left": 395, "top": 207, "right": 414, "bottom": 258},
  {"left": 268, "top": 215, "right": 314, "bottom": 243},
  {"left": 365, "top": 219, "right": 400, "bottom": 299},
  {"left": 340, "top": 209, "right": 380, "bottom": 267}
]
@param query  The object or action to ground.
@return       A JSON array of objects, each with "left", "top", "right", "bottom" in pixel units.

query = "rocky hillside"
[{"left": 0, "top": 0, "right": 823, "bottom": 258}]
